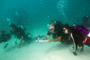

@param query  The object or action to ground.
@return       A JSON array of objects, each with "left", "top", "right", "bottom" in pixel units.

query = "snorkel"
[
  {"left": 51, "top": 21, "right": 55, "bottom": 31},
  {"left": 73, "top": 23, "right": 76, "bottom": 29}
]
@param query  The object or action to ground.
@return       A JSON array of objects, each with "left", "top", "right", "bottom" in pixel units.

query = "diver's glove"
[{"left": 73, "top": 52, "right": 77, "bottom": 55}]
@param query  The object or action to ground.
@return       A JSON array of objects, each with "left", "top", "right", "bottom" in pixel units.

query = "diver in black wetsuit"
[
  {"left": 63, "top": 24, "right": 90, "bottom": 55},
  {"left": 9, "top": 23, "right": 44, "bottom": 48},
  {"left": 9, "top": 23, "right": 32, "bottom": 48},
  {"left": 43, "top": 21, "right": 72, "bottom": 44}
]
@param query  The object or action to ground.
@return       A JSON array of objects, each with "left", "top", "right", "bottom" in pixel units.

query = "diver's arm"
[
  {"left": 37, "top": 35, "right": 50, "bottom": 43},
  {"left": 18, "top": 36, "right": 23, "bottom": 48},
  {"left": 48, "top": 36, "right": 61, "bottom": 42},
  {"left": 70, "top": 33, "right": 77, "bottom": 55},
  {"left": 43, "top": 35, "right": 50, "bottom": 40}
]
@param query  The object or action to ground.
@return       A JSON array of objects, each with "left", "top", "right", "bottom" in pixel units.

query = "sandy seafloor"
[{"left": 0, "top": 28, "right": 90, "bottom": 60}]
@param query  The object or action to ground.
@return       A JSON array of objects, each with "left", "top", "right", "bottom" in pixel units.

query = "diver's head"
[
  {"left": 49, "top": 20, "right": 56, "bottom": 25},
  {"left": 51, "top": 20, "right": 58, "bottom": 25},
  {"left": 63, "top": 24, "right": 70, "bottom": 34},
  {"left": 73, "top": 23, "right": 76, "bottom": 27},
  {"left": 48, "top": 24, "right": 54, "bottom": 33},
  {"left": 63, "top": 28, "right": 68, "bottom": 34},
  {"left": 9, "top": 23, "right": 16, "bottom": 27},
  {"left": 9, "top": 23, "right": 16, "bottom": 31}
]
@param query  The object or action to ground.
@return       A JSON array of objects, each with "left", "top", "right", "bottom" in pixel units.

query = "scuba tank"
[{"left": 74, "top": 25, "right": 89, "bottom": 36}]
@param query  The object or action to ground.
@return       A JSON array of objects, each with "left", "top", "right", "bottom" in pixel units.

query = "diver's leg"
[
  {"left": 76, "top": 43, "right": 78, "bottom": 50},
  {"left": 18, "top": 36, "right": 23, "bottom": 48}
]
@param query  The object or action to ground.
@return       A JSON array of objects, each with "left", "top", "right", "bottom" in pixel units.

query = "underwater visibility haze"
[{"left": 0, "top": 0, "right": 90, "bottom": 60}]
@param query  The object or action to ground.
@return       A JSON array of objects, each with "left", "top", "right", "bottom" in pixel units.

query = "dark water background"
[{"left": 0, "top": 0, "right": 90, "bottom": 33}]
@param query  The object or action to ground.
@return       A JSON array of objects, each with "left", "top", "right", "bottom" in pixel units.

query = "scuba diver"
[
  {"left": 43, "top": 20, "right": 72, "bottom": 44},
  {"left": 9, "top": 23, "right": 32, "bottom": 48},
  {"left": 9, "top": 23, "right": 44, "bottom": 48},
  {"left": 0, "top": 30, "right": 11, "bottom": 49},
  {"left": 63, "top": 24, "right": 90, "bottom": 55}
]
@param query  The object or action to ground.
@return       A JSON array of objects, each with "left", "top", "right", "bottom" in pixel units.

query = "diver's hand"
[
  {"left": 73, "top": 52, "right": 77, "bottom": 55},
  {"left": 47, "top": 40, "right": 52, "bottom": 42},
  {"left": 40, "top": 41, "right": 43, "bottom": 44},
  {"left": 40, "top": 40, "right": 49, "bottom": 43}
]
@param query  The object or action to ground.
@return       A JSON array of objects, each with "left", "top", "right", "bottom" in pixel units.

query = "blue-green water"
[
  {"left": 0, "top": 0, "right": 90, "bottom": 60},
  {"left": 0, "top": 0, "right": 90, "bottom": 31}
]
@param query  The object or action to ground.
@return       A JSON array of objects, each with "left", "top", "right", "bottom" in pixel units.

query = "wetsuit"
[
  {"left": 47, "top": 21, "right": 72, "bottom": 44},
  {"left": 11, "top": 26, "right": 31, "bottom": 42}
]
